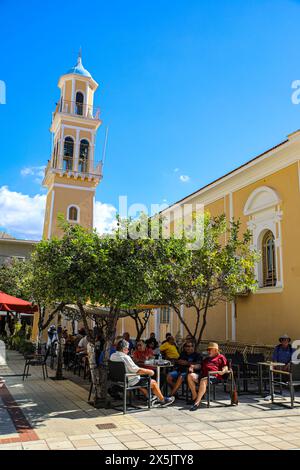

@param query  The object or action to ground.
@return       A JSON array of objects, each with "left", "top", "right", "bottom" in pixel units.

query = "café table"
[
  {"left": 257, "top": 361, "right": 286, "bottom": 396},
  {"left": 137, "top": 360, "right": 174, "bottom": 390}
]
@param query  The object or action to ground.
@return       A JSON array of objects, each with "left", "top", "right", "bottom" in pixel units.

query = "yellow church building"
[
  {"left": 118, "top": 130, "right": 300, "bottom": 346},
  {"left": 32, "top": 53, "right": 300, "bottom": 346}
]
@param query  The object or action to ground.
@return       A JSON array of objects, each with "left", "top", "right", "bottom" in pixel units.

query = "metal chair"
[
  {"left": 243, "top": 353, "right": 267, "bottom": 394},
  {"left": 108, "top": 360, "right": 152, "bottom": 414},
  {"left": 270, "top": 362, "right": 300, "bottom": 408},
  {"left": 23, "top": 354, "right": 48, "bottom": 381},
  {"left": 207, "top": 364, "right": 235, "bottom": 408}
]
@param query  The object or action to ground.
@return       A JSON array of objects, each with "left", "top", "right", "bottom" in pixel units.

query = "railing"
[
  {"left": 53, "top": 99, "right": 101, "bottom": 120},
  {"left": 44, "top": 159, "right": 103, "bottom": 179}
]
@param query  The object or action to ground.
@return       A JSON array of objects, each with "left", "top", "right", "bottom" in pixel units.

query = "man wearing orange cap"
[{"left": 187, "top": 342, "right": 228, "bottom": 411}]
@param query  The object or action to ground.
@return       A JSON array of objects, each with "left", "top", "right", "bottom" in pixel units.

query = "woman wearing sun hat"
[{"left": 187, "top": 342, "right": 229, "bottom": 411}]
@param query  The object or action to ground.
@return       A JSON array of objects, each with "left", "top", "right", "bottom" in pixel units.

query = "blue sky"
[{"left": 1, "top": 0, "right": 300, "bottom": 238}]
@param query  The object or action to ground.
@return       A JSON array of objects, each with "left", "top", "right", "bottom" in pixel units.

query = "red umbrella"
[{"left": 0, "top": 291, "right": 38, "bottom": 314}]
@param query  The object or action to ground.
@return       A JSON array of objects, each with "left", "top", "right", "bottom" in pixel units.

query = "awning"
[{"left": 0, "top": 291, "right": 38, "bottom": 314}]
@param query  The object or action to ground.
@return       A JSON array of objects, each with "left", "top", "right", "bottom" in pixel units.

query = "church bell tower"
[{"left": 42, "top": 51, "right": 103, "bottom": 239}]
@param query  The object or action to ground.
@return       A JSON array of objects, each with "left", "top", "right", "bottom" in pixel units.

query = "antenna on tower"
[{"left": 102, "top": 126, "right": 109, "bottom": 168}]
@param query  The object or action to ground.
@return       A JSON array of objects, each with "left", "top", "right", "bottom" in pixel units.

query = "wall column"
[
  {"left": 73, "top": 129, "right": 80, "bottom": 172},
  {"left": 231, "top": 301, "right": 236, "bottom": 342}
]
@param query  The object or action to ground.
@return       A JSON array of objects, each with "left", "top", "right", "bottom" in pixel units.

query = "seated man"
[
  {"left": 160, "top": 335, "right": 180, "bottom": 360},
  {"left": 110, "top": 340, "right": 175, "bottom": 407},
  {"left": 123, "top": 332, "right": 134, "bottom": 354},
  {"left": 77, "top": 332, "right": 88, "bottom": 354},
  {"left": 272, "top": 334, "right": 295, "bottom": 369},
  {"left": 98, "top": 335, "right": 123, "bottom": 365},
  {"left": 145, "top": 333, "right": 159, "bottom": 350},
  {"left": 187, "top": 342, "right": 228, "bottom": 411},
  {"left": 167, "top": 341, "right": 202, "bottom": 397}
]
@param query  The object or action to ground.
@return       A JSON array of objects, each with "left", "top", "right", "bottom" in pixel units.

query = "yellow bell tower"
[{"left": 42, "top": 51, "right": 103, "bottom": 239}]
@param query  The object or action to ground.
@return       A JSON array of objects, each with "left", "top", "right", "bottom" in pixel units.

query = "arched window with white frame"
[
  {"left": 75, "top": 91, "right": 84, "bottom": 116},
  {"left": 262, "top": 230, "right": 277, "bottom": 287},
  {"left": 63, "top": 137, "right": 74, "bottom": 171},
  {"left": 244, "top": 186, "right": 283, "bottom": 289},
  {"left": 67, "top": 205, "right": 79, "bottom": 223},
  {"left": 79, "top": 139, "right": 89, "bottom": 173}
]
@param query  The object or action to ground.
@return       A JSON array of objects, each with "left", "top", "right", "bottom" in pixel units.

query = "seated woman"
[
  {"left": 159, "top": 336, "right": 180, "bottom": 360},
  {"left": 167, "top": 341, "right": 202, "bottom": 397},
  {"left": 187, "top": 342, "right": 228, "bottom": 411},
  {"left": 133, "top": 340, "right": 154, "bottom": 363}
]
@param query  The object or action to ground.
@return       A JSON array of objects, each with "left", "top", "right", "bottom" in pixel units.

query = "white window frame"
[
  {"left": 67, "top": 205, "right": 80, "bottom": 223},
  {"left": 244, "top": 186, "right": 283, "bottom": 292}
]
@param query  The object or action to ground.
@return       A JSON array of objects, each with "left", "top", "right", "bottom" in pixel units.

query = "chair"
[
  {"left": 243, "top": 353, "right": 267, "bottom": 394},
  {"left": 108, "top": 360, "right": 152, "bottom": 414},
  {"left": 270, "top": 362, "right": 300, "bottom": 408},
  {"left": 226, "top": 352, "right": 244, "bottom": 393},
  {"left": 23, "top": 354, "right": 48, "bottom": 381},
  {"left": 207, "top": 365, "right": 235, "bottom": 408}
]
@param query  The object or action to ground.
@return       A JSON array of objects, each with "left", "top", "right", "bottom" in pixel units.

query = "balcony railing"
[
  {"left": 44, "top": 159, "right": 103, "bottom": 180},
  {"left": 53, "top": 99, "right": 101, "bottom": 120}
]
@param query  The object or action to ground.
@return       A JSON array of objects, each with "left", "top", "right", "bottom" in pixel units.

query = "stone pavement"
[{"left": 1, "top": 350, "right": 300, "bottom": 450}]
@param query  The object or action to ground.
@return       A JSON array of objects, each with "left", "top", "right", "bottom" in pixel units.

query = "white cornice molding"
[
  {"left": 50, "top": 183, "right": 96, "bottom": 192},
  {"left": 162, "top": 138, "right": 300, "bottom": 213}
]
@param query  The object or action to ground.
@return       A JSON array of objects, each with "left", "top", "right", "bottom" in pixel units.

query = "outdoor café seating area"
[{"left": 21, "top": 331, "right": 300, "bottom": 414}]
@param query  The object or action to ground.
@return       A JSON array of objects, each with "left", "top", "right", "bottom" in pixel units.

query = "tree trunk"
[
  {"left": 98, "top": 308, "right": 119, "bottom": 407},
  {"left": 173, "top": 305, "right": 194, "bottom": 340},
  {"left": 55, "top": 311, "right": 64, "bottom": 380},
  {"left": 77, "top": 302, "right": 104, "bottom": 405},
  {"left": 197, "top": 292, "right": 211, "bottom": 346}
]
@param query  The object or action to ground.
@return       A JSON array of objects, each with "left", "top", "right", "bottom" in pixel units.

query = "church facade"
[
  {"left": 121, "top": 130, "right": 300, "bottom": 346},
  {"left": 26, "top": 54, "right": 300, "bottom": 346}
]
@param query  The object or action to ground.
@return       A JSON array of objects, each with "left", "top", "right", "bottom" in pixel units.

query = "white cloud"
[
  {"left": 94, "top": 201, "right": 117, "bottom": 235},
  {"left": 21, "top": 166, "right": 46, "bottom": 185},
  {"left": 0, "top": 186, "right": 118, "bottom": 240},
  {"left": 180, "top": 175, "right": 190, "bottom": 183},
  {"left": 0, "top": 186, "right": 46, "bottom": 240},
  {"left": 173, "top": 168, "right": 179, "bottom": 173}
]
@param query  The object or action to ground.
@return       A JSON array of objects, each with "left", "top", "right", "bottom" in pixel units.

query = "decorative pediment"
[{"left": 244, "top": 186, "right": 281, "bottom": 216}]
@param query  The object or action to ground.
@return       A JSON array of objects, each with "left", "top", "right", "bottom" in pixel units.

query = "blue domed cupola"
[{"left": 67, "top": 48, "right": 92, "bottom": 78}]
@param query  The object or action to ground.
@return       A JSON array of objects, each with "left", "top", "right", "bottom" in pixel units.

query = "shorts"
[
  {"left": 190, "top": 373, "right": 219, "bottom": 385},
  {"left": 134, "top": 377, "right": 150, "bottom": 388},
  {"left": 168, "top": 370, "right": 188, "bottom": 381}
]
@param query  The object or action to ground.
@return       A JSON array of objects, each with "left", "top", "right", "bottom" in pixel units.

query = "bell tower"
[{"left": 42, "top": 51, "right": 103, "bottom": 239}]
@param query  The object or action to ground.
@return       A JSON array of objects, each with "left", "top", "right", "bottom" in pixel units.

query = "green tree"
[{"left": 156, "top": 213, "right": 259, "bottom": 345}]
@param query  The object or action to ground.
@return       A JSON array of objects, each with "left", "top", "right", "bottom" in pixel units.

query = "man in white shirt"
[
  {"left": 77, "top": 335, "right": 88, "bottom": 353},
  {"left": 110, "top": 339, "right": 175, "bottom": 407}
]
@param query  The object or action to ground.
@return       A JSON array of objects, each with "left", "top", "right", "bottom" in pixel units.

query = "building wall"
[
  {"left": 168, "top": 159, "right": 300, "bottom": 346},
  {"left": 0, "top": 240, "right": 37, "bottom": 265}
]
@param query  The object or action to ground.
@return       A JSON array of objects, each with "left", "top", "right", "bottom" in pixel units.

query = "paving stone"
[
  {"left": 94, "top": 436, "right": 120, "bottom": 445},
  {"left": 126, "top": 440, "right": 151, "bottom": 449},
  {"left": 76, "top": 446, "right": 102, "bottom": 450},
  {"left": 101, "top": 444, "right": 128, "bottom": 450},
  {"left": 178, "top": 443, "right": 203, "bottom": 450}
]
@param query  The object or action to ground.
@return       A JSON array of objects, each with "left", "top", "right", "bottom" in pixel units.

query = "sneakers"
[
  {"left": 189, "top": 403, "right": 200, "bottom": 412},
  {"left": 159, "top": 396, "right": 175, "bottom": 407}
]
